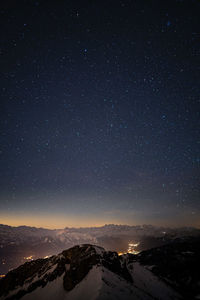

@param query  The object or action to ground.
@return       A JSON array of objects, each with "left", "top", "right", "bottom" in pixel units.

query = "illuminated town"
[{"left": 118, "top": 242, "right": 140, "bottom": 256}]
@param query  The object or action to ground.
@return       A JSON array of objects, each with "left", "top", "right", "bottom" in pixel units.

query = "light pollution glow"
[
  {"left": 0, "top": 211, "right": 130, "bottom": 229},
  {"left": 0, "top": 211, "right": 199, "bottom": 229}
]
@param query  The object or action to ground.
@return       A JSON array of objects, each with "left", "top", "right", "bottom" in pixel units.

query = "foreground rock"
[{"left": 0, "top": 239, "right": 199, "bottom": 300}]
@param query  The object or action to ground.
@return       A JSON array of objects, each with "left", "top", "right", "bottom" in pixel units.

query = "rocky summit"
[
  {"left": 0, "top": 244, "right": 133, "bottom": 300},
  {"left": 0, "top": 239, "right": 199, "bottom": 300}
]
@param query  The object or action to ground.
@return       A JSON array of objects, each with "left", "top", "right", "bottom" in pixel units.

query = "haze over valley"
[{"left": 1, "top": 223, "right": 199, "bottom": 276}]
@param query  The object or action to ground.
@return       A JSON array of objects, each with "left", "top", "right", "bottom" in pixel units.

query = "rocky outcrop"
[
  {"left": 0, "top": 244, "right": 132, "bottom": 300},
  {"left": 1, "top": 238, "right": 199, "bottom": 300}
]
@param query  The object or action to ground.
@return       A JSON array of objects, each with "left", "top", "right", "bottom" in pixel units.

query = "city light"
[{"left": 118, "top": 242, "right": 140, "bottom": 255}]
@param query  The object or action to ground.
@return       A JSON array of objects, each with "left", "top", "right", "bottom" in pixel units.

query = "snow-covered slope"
[
  {"left": 130, "top": 262, "right": 180, "bottom": 300},
  {"left": 21, "top": 266, "right": 145, "bottom": 300},
  {"left": 22, "top": 264, "right": 178, "bottom": 300}
]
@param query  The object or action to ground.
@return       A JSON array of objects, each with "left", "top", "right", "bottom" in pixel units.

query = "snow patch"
[{"left": 130, "top": 262, "right": 181, "bottom": 300}]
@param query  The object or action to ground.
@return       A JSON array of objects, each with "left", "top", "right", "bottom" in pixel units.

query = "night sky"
[{"left": 0, "top": 0, "right": 200, "bottom": 228}]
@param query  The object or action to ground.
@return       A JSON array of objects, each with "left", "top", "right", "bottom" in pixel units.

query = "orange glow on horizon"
[
  {"left": 0, "top": 212, "right": 199, "bottom": 229},
  {"left": 0, "top": 213, "right": 125, "bottom": 229}
]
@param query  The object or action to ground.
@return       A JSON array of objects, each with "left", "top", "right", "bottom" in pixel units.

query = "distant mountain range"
[
  {"left": 0, "top": 224, "right": 200, "bottom": 275},
  {"left": 0, "top": 237, "right": 200, "bottom": 299}
]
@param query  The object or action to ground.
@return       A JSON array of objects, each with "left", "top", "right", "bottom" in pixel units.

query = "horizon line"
[{"left": 1, "top": 223, "right": 199, "bottom": 230}]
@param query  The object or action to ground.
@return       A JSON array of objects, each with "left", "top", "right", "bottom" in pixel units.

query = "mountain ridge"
[
  {"left": 1, "top": 223, "right": 200, "bottom": 231},
  {"left": 1, "top": 238, "right": 200, "bottom": 299}
]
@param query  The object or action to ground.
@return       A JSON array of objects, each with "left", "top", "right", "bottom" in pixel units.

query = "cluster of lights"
[
  {"left": 24, "top": 256, "right": 33, "bottom": 260},
  {"left": 23, "top": 255, "right": 50, "bottom": 261},
  {"left": 118, "top": 242, "right": 140, "bottom": 256},
  {"left": 128, "top": 242, "right": 140, "bottom": 254}
]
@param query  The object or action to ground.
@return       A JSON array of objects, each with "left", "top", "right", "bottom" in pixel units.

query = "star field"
[{"left": 0, "top": 0, "right": 199, "bottom": 228}]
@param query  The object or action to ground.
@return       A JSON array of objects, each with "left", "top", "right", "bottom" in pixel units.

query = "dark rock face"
[
  {"left": 62, "top": 245, "right": 132, "bottom": 291},
  {"left": 101, "top": 251, "right": 132, "bottom": 283},
  {"left": 0, "top": 244, "right": 132, "bottom": 300},
  {"left": 62, "top": 245, "right": 100, "bottom": 291}
]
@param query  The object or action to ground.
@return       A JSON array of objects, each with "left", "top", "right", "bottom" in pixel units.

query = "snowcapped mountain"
[
  {"left": 0, "top": 244, "right": 134, "bottom": 300},
  {"left": 1, "top": 239, "right": 199, "bottom": 300}
]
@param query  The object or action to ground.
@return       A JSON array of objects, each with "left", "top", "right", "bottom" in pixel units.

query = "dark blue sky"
[{"left": 0, "top": 0, "right": 199, "bottom": 228}]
